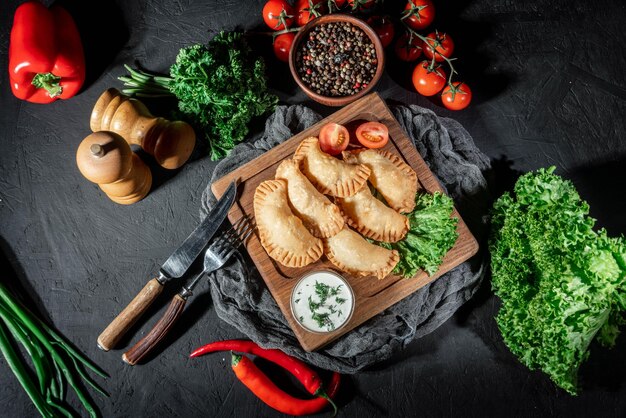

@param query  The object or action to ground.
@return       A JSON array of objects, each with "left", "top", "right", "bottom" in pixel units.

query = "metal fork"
[{"left": 122, "top": 216, "right": 255, "bottom": 365}]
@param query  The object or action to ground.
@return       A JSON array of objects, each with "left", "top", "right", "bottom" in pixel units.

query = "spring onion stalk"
[{"left": 0, "top": 281, "right": 108, "bottom": 417}]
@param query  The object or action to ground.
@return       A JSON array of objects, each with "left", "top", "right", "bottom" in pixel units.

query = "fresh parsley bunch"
[
  {"left": 120, "top": 31, "right": 278, "bottom": 160},
  {"left": 489, "top": 166, "right": 626, "bottom": 394}
]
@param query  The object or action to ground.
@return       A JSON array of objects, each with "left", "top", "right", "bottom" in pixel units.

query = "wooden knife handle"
[
  {"left": 97, "top": 278, "right": 164, "bottom": 351},
  {"left": 122, "top": 294, "right": 186, "bottom": 366}
]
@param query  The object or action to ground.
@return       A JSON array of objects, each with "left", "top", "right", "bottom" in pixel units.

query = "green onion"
[{"left": 0, "top": 281, "right": 108, "bottom": 417}]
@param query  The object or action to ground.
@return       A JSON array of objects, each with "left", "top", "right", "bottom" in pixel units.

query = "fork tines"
[{"left": 211, "top": 215, "right": 255, "bottom": 251}]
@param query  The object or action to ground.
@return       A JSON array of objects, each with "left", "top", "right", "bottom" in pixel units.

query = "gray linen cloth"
[{"left": 200, "top": 104, "right": 491, "bottom": 374}]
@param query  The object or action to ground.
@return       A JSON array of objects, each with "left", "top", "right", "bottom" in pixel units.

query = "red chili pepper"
[
  {"left": 8, "top": 1, "right": 85, "bottom": 104},
  {"left": 231, "top": 353, "right": 341, "bottom": 416},
  {"left": 190, "top": 339, "right": 328, "bottom": 398}
]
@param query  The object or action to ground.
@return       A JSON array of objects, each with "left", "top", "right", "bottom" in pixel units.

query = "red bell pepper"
[{"left": 8, "top": 1, "right": 85, "bottom": 104}]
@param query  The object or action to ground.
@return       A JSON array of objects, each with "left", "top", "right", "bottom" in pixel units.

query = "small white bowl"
[{"left": 290, "top": 269, "right": 355, "bottom": 334}]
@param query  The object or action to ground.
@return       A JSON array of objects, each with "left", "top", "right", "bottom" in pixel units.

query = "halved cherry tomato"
[
  {"left": 402, "top": 0, "right": 435, "bottom": 31},
  {"left": 296, "top": 0, "right": 325, "bottom": 26},
  {"left": 412, "top": 60, "right": 447, "bottom": 96},
  {"left": 273, "top": 33, "right": 295, "bottom": 63},
  {"left": 441, "top": 82, "right": 472, "bottom": 110},
  {"left": 423, "top": 32, "right": 455, "bottom": 62},
  {"left": 394, "top": 33, "right": 422, "bottom": 62},
  {"left": 319, "top": 123, "right": 350, "bottom": 155},
  {"left": 263, "top": 0, "right": 294, "bottom": 31},
  {"left": 367, "top": 15, "right": 395, "bottom": 48},
  {"left": 355, "top": 121, "right": 389, "bottom": 149}
]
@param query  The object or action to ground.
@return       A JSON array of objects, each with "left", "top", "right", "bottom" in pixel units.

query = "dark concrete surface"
[{"left": 1, "top": 0, "right": 625, "bottom": 417}]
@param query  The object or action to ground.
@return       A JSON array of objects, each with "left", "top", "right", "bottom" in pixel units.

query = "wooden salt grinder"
[
  {"left": 76, "top": 131, "right": 152, "bottom": 205},
  {"left": 90, "top": 88, "right": 196, "bottom": 170}
]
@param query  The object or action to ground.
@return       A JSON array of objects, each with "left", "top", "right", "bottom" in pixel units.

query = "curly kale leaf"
[
  {"left": 168, "top": 31, "right": 278, "bottom": 160},
  {"left": 489, "top": 166, "right": 626, "bottom": 395}
]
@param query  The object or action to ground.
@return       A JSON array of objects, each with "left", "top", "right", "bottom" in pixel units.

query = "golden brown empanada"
[
  {"left": 336, "top": 185, "right": 409, "bottom": 243},
  {"left": 254, "top": 179, "right": 323, "bottom": 268},
  {"left": 293, "top": 137, "right": 370, "bottom": 198},
  {"left": 344, "top": 149, "right": 418, "bottom": 213},
  {"left": 275, "top": 159, "right": 344, "bottom": 238},
  {"left": 323, "top": 227, "right": 399, "bottom": 280}
]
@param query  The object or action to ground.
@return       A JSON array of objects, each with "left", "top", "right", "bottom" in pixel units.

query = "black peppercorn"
[{"left": 295, "top": 22, "right": 377, "bottom": 98}]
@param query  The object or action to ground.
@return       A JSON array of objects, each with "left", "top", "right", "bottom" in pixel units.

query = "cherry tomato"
[
  {"left": 319, "top": 123, "right": 350, "bottom": 155},
  {"left": 348, "top": 0, "right": 376, "bottom": 10},
  {"left": 355, "top": 121, "right": 389, "bottom": 149},
  {"left": 367, "top": 16, "right": 395, "bottom": 48},
  {"left": 273, "top": 33, "right": 295, "bottom": 63},
  {"left": 263, "top": 0, "right": 294, "bottom": 31},
  {"left": 402, "top": 0, "right": 435, "bottom": 31},
  {"left": 296, "top": 0, "right": 325, "bottom": 26},
  {"left": 441, "top": 82, "right": 472, "bottom": 110},
  {"left": 412, "top": 60, "right": 447, "bottom": 96},
  {"left": 331, "top": 0, "right": 347, "bottom": 8},
  {"left": 394, "top": 34, "right": 422, "bottom": 62},
  {"left": 423, "top": 32, "right": 455, "bottom": 62}
]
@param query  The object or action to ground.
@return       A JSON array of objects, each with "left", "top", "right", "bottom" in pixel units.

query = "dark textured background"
[{"left": 1, "top": 0, "right": 625, "bottom": 417}]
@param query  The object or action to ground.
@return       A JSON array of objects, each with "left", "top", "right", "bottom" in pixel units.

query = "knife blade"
[
  {"left": 96, "top": 180, "right": 237, "bottom": 351},
  {"left": 160, "top": 180, "right": 237, "bottom": 280}
]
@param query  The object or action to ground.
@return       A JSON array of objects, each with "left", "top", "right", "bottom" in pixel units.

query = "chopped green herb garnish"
[
  {"left": 308, "top": 295, "right": 322, "bottom": 311},
  {"left": 311, "top": 311, "right": 335, "bottom": 331},
  {"left": 303, "top": 280, "right": 349, "bottom": 331}
]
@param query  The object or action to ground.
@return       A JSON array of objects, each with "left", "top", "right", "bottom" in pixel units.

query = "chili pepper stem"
[
  {"left": 231, "top": 352, "right": 242, "bottom": 366},
  {"left": 31, "top": 73, "right": 63, "bottom": 98},
  {"left": 315, "top": 388, "right": 338, "bottom": 417}
]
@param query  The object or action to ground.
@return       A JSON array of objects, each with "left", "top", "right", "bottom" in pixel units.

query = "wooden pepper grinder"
[
  {"left": 90, "top": 88, "right": 196, "bottom": 170},
  {"left": 76, "top": 131, "right": 152, "bottom": 205}
]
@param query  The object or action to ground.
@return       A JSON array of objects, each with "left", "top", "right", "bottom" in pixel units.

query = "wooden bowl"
[{"left": 288, "top": 14, "right": 385, "bottom": 107}]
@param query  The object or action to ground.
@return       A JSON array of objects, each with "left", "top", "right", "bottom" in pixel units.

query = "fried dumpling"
[
  {"left": 323, "top": 227, "right": 399, "bottom": 280},
  {"left": 254, "top": 179, "right": 323, "bottom": 268},
  {"left": 293, "top": 137, "right": 370, "bottom": 198},
  {"left": 336, "top": 186, "right": 409, "bottom": 243},
  {"left": 344, "top": 149, "right": 418, "bottom": 213},
  {"left": 275, "top": 159, "right": 344, "bottom": 238}
]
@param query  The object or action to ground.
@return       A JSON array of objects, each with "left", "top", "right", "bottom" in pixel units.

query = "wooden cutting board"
[{"left": 211, "top": 92, "right": 479, "bottom": 352}]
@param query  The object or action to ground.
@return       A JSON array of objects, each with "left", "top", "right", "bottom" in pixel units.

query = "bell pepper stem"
[{"left": 31, "top": 73, "right": 63, "bottom": 98}]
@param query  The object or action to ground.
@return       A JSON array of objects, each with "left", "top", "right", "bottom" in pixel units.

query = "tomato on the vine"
[
  {"left": 367, "top": 15, "right": 395, "bottom": 48},
  {"left": 348, "top": 0, "right": 376, "bottom": 11},
  {"left": 355, "top": 121, "right": 389, "bottom": 149},
  {"left": 441, "top": 82, "right": 472, "bottom": 110},
  {"left": 423, "top": 32, "right": 455, "bottom": 62},
  {"left": 263, "top": 0, "right": 294, "bottom": 31},
  {"left": 412, "top": 60, "right": 447, "bottom": 96},
  {"left": 296, "top": 0, "right": 325, "bottom": 26},
  {"left": 273, "top": 32, "right": 295, "bottom": 63},
  {"left": 394, "top": 33, "right": 422, "bottom": 62},
  {"left": 402, "top": 0, "right": 435, "bottom": 31},
  {"left": 319, "top": 123, "right": 350, "bottom": 155},
  {"left": 330, "top": 0, "right": 347, "bottom": 10}
]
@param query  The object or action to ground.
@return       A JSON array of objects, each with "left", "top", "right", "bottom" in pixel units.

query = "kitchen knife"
[{"left": 96, "top": 180, "right": 237, "bottom": 351}]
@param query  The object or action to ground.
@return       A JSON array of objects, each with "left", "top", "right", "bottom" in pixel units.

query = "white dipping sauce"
[{"left": 291, "top": 270, "right": 354, "bottom": 333}]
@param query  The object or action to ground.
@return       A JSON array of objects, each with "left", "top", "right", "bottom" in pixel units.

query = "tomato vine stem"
[{"left": 401, "top": 23, "right": 459, "bottom": 88}]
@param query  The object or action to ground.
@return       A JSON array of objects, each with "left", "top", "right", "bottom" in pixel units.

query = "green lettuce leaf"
[
  {"left": 380, "top": 191, "right": 459, "bottom": 277},
  {"left": 489, "top": 166, "right": 626, "bottom": 394}
]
